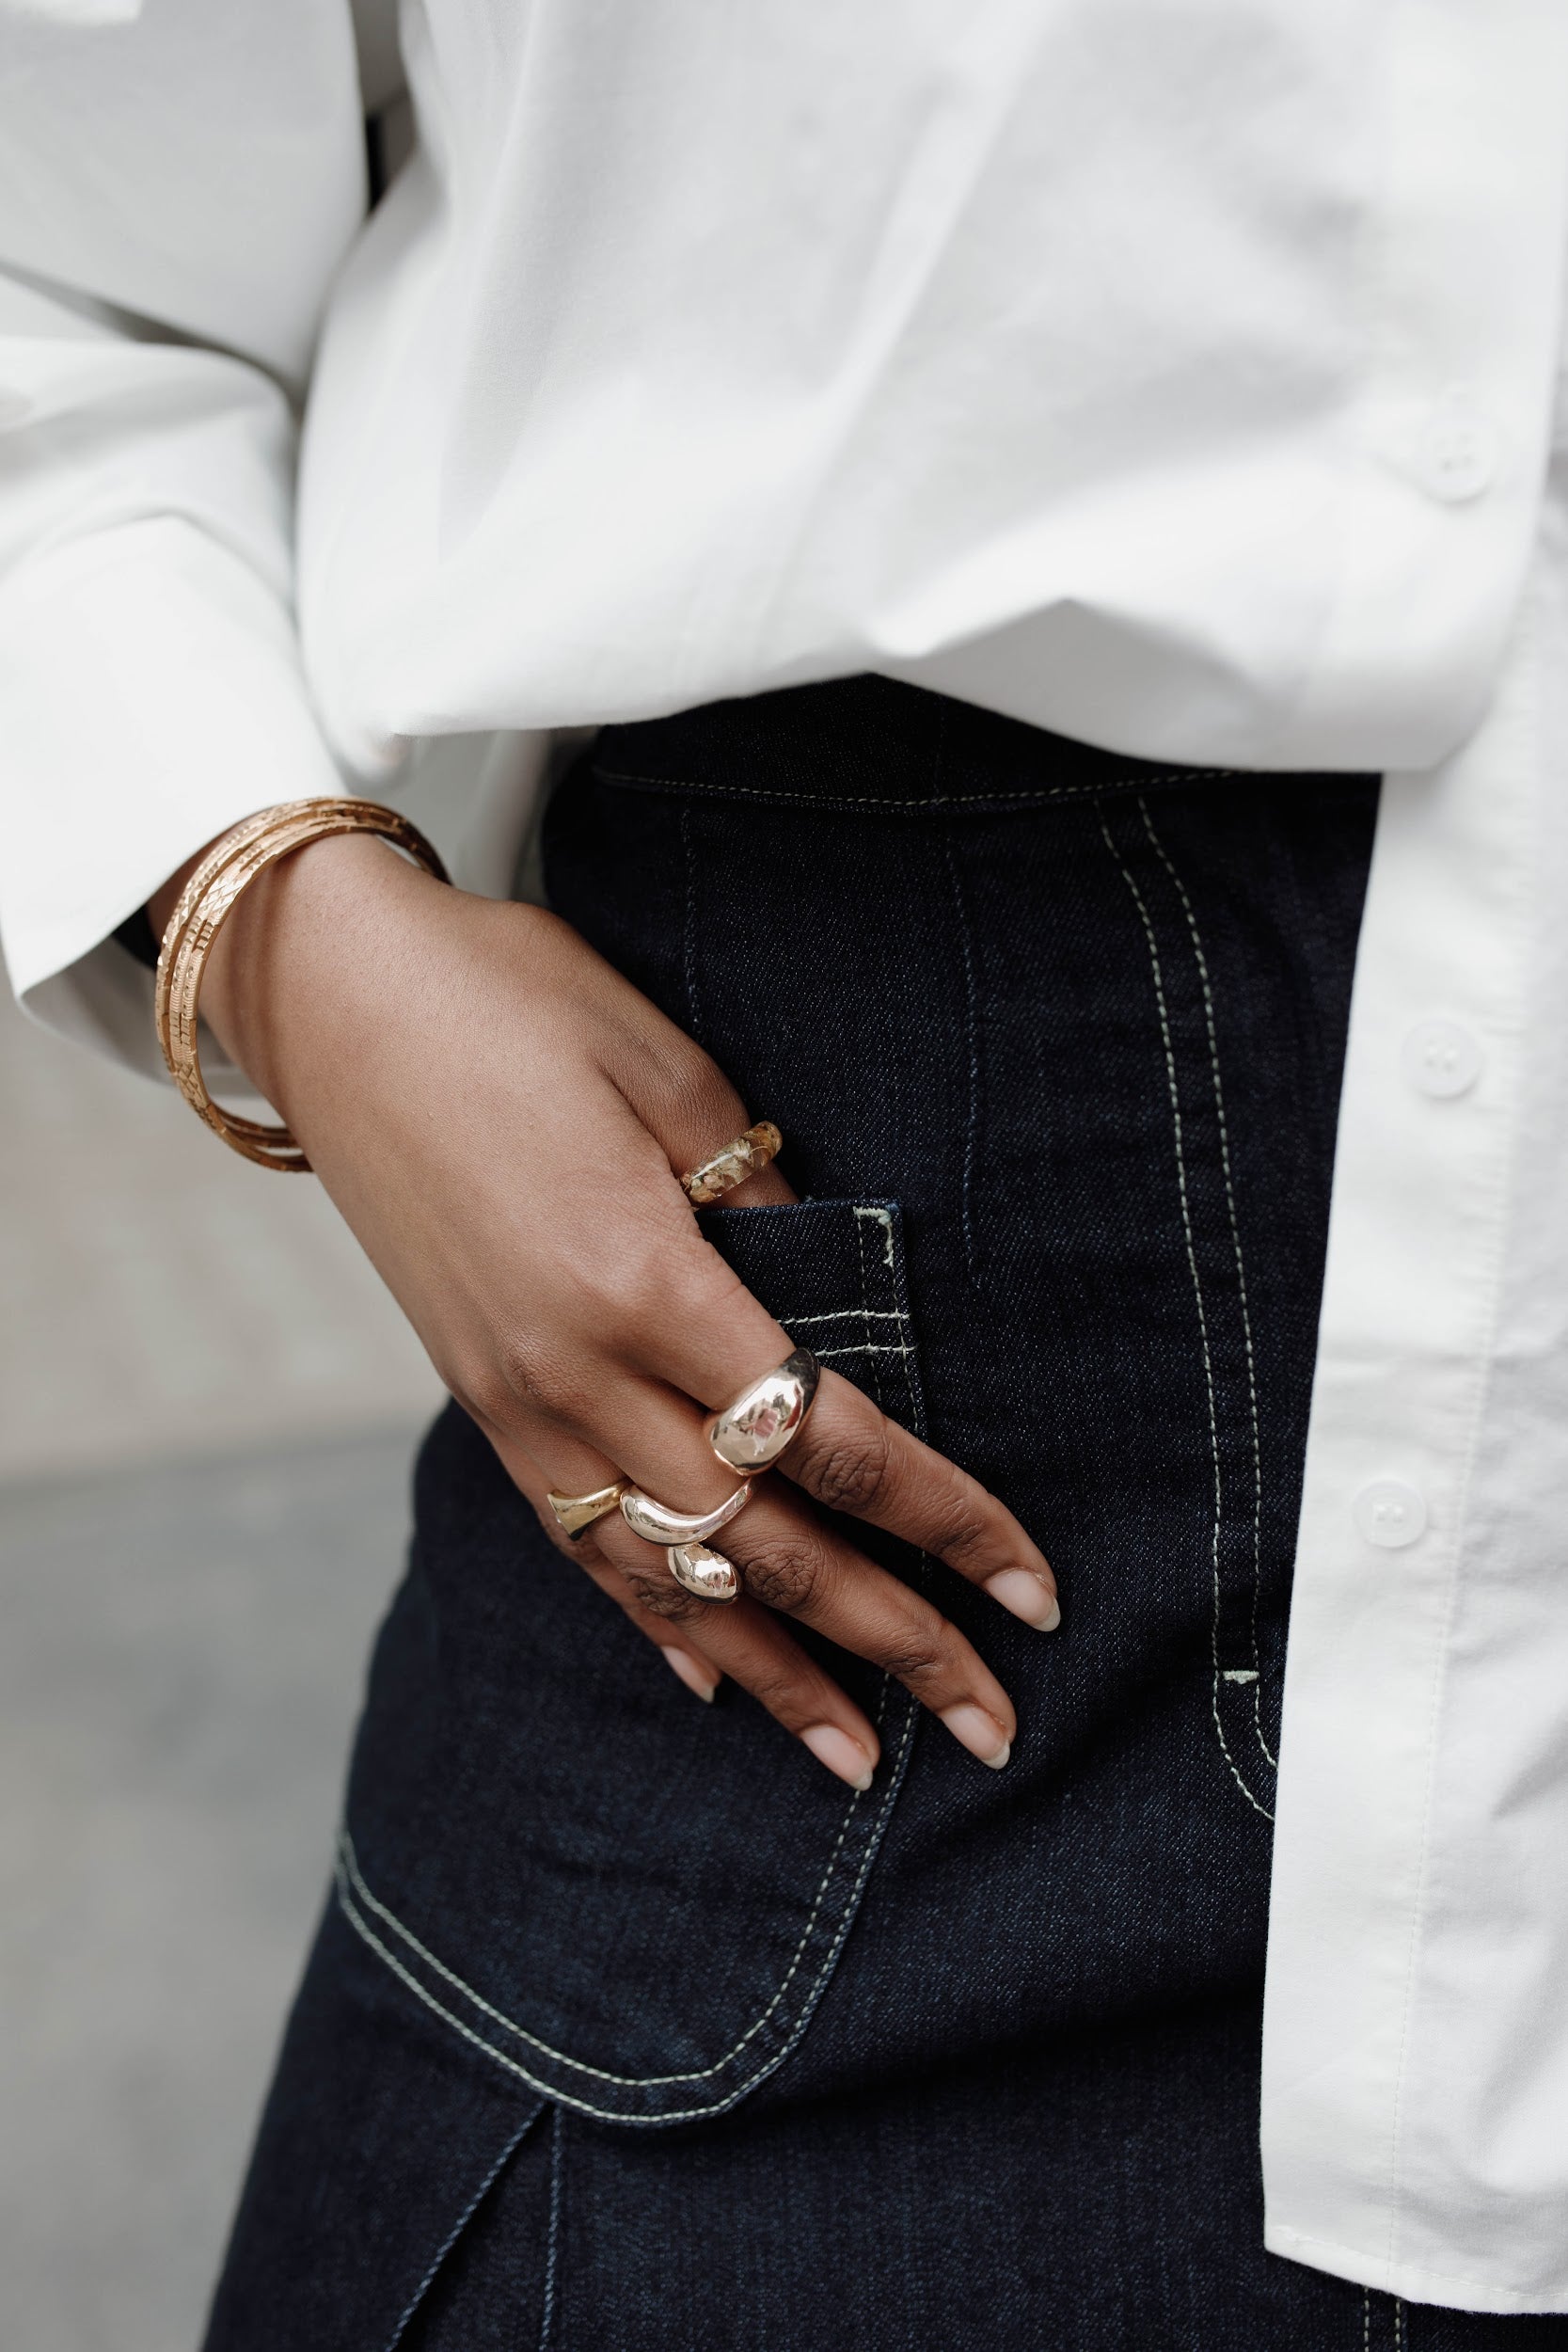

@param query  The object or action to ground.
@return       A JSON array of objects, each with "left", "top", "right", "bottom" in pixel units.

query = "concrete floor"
[{"left": 0, "top": 981, "right": 444, "bottom": 2350}]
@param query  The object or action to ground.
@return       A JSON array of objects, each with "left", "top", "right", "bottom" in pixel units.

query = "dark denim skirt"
[{"left": 203, "top": 678, "right": 1567, "bottom": 2351}]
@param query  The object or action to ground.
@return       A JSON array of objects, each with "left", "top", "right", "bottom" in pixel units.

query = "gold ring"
[
  {"left": 707, "top": 1345, "right": 818, "bottom": 1475},
  {"left": 619, "top": 1482, "right": 752, "bottom": 1546},
  {"left": 680, "top": 1120, "right": 783, "bottom": 1206},
  {"left": 667, "top": 1541, "right": 741, "bottom": 1603},
  {"left": 546, "top": 1479, "right": 628, "bottom": 1539}
]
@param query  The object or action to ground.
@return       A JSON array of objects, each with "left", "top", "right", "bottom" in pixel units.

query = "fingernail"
[
  {"left": 940, "top": 1704, "right": 1012, "bottom": 1770},
  {"left": 800, "top": 1723, "right": 876, "bottom": 1790},
  {"left": 985, "top": 1568, "right": 1061, "bottom": 1631},
  {"left": 662, "top": 1649, "right": 718, "bottom": 1703}
]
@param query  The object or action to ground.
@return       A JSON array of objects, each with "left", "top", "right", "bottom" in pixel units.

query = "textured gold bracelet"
[{"left": 153, "top": 797, "right": 448, "bottom": 1170}]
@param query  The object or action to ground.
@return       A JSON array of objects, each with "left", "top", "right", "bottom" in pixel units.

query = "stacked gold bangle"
[{"left": 153, "top": 797, "right": 447, "bottom": 1171}]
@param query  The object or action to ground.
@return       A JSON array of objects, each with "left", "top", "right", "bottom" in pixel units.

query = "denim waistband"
[{"left": 593, "top": 673, "right": 1366, "bottom": 816}]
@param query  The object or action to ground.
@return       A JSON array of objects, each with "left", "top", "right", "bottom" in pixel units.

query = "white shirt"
[{"left": 2, "top": 0, "right": 1567, "bottom": 2312}]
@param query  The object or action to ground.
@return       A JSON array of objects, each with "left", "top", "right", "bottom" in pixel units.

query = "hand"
[{"left": 164, "top": 834, "right": 1059, "bottom": 1789}]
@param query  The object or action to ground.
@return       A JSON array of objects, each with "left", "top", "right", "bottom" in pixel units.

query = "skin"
[{"left": 152, "top": 834, "right": 1059, "bottom": 1791}]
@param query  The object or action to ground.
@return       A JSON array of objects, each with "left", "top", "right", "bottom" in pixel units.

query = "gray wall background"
[{"left": 1, "top": 982, "right": 443, "bottom": 2352}]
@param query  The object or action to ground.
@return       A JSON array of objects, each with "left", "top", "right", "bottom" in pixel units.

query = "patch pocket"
[{"left": 334, "top": 1200, "right": 924, "bottom": 2128}]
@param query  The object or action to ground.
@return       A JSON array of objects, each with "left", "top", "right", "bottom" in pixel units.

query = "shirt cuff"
[{"left": 0, "top": 513, "right": 347, "bottom": 1079}]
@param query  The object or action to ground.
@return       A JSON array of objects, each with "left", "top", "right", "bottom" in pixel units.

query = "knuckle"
[
  {"left": 684, "top": 1244, "right": 752, "bottom": 1327},
  {"left": 491, "top": 1326, "right": 590, "bottom": 1426},
  {"left": 927, "top": 1475, "right": 991, "bottom": 1561},
  {"left": 741, "top": 1534, "right": 830, "bottom": 1617},
  {"left": 745, "top": 1665, "right": 815, "bottom": 1724},
  {"left": 878, "top": 1624, "right": 951, "bottom": 1686},
  {"left": 666, "top": 1045, "right": 748, "bottom": 1140},
  {"left": 618, "top": 1564, "right": 705, "bottom": 1624},
  {"left": 594, "top": 1225, "right": 673, "bottom": 1327},
  {"left": 799, "top": 1419, "right": 893, "bottom": 1518}
]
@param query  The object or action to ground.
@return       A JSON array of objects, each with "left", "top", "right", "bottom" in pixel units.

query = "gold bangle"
[{"left": 153, "top": 797, "right": 448, "bottom": 1170}]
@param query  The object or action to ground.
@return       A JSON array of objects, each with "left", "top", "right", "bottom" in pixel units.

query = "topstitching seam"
[
  {"left": 382, "top": 2098, "right": 546, "bottom": 2352},
  {"left": 539, "top": 2105, "right": 563, "bottom": 2352},
  {"left": 785, "top": 1308, "right": 905, "bottom": 1328},
  {"left": 593, "top": 764, "right": 1244, "bottom": 814},
  {"left": 1098, "top": 807, "right": 1273, "bottom": 1821},
  {"left": 336, "top": 1667, "right": 922, "bottom": 2127},
  {"left": 337, "top": 1791, "right": 862, "bottom": 2090},
  {"left": 941, "top": 836, "right": 982, "bottom": 1274},
  {"left": 853, "top": 1207, "right": 877, "bottom": 1363},
  {"left": 1272, "top": 2217, "right": 1555, "bottom": 2305},
  {"left": 1138, "top": 798, "right": 1275, "bottom": 1769}
]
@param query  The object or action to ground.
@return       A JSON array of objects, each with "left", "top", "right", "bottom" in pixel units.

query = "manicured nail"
[
  {"left": 800, "top": 1723, "right": 875, "bottom": 1790},
  {"left": 940, "top": 1704, "right": 1012, "bottom": 1770},
  {"left": 985, "top": 1568, "right": 1061, "bottom": 1631},
  {"left": 662, "top": 1649, "right": 718, "bottom": 1702}
]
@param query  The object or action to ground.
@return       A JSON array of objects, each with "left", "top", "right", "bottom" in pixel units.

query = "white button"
[
  {"left": 1402, "top": 1017, "right": 1483, "bottom": 1099},
  {"left": 1415, "top": 394, "right": 1500, "bottom": 503},
  {"left": 1354, "top": 1479, "right": 1428, "bottom": 1549}
]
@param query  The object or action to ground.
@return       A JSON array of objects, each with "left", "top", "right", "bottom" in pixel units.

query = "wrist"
[{"left": 155, "top": 828, "right": 422, "bottom": 1116}]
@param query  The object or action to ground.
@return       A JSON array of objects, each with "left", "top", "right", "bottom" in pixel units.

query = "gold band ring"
[
  {"left": 680, "top": 1120, "right": 783, "bottom": 1206},
  {"left": 546, "top": 1479, "right": 628, "bottom": 1540}
]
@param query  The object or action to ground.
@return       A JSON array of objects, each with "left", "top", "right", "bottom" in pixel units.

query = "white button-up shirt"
[{"left": 4, "top": 0, "right": 1568, "bottom": 2313}]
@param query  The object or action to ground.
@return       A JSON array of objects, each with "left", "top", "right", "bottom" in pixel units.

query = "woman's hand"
[{"left": 162, "top": 833, "right": 1058, "bottom": 1790}]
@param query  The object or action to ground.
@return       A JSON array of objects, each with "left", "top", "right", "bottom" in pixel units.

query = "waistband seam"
[{"left": 591, "top": 761, "right": 1251, "bottom": 813}]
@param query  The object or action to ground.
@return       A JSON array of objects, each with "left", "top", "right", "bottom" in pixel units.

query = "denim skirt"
[{"left": 202, "top": 678, "right": 1568, "bottom": 2351}]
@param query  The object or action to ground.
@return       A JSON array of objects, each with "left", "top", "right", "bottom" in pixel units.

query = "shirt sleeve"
[{"left": 0, "top": 0, "right": 376, "bottom": 1074}]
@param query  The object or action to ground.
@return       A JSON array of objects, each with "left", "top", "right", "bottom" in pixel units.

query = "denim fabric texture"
[{"left": 203, "top": 677, "right": 1567, "bottom": 2350}]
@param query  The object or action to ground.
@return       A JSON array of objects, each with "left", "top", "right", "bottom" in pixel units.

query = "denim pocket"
[{"left": 331, "top": 1199, "right": 925, "bottom": 2127}]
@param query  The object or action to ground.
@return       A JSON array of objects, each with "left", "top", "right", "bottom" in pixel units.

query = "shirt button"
[
  {"left": 1415, "top": 394, "right": 1500, "bottom": 502},
  {"left": 1354, "top": 1479, "right": 1428, "bottom": 1549},
  {"left": 1402, "top": 1017, "right": 1483, "bottom": 1099}
]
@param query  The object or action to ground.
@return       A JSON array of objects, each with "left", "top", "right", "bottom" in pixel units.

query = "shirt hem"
[{"left": 1265, "top": 2224, "right": 1568, "bottom": 2316}]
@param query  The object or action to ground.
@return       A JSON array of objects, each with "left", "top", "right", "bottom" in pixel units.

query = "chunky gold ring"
[
  {"left": 546, "top": 1479, "right": 628, "bottom": 1540},
  {"left": 707, "top": 1345, "right": 818, "bottom": 1475},
  {"left": 619, "top": 1482, "right": 752, "bottom": 1546},
  {"left": 667, "top": 1541, "right": 741, "bottom": 1603},
  {"left": 680, "top": 1120, "right": 783, "bottom": 1206}
]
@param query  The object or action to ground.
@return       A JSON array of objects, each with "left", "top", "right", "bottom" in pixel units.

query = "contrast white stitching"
[
  {"left": 594, "top": 765, "right": 1244, "bottom": 812},
  {"left": 338, "top": 1800, "right": 862, "bottom": 2089},
  {"left": 1139, "top": 800, "right": 1275, "bottom": 1769},
  {"left": 336, "top": 1693, "right": 918, "bottom": 2126},
  {"left": 814, "top": 1342, "right": 916, "bottom": 1361},
  {"left": 1099, "top": 811, "right": 1273, "bottom": 1821},
  {"left": 785, "top": 1309, "right": 906, "bottom": 1328},
  {"left": 854, "top": 1203, "right": 896, "bottom": 1270},
  {"left": 1363, "top": 2287, "right": 1371, "bottom": 2351}
]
